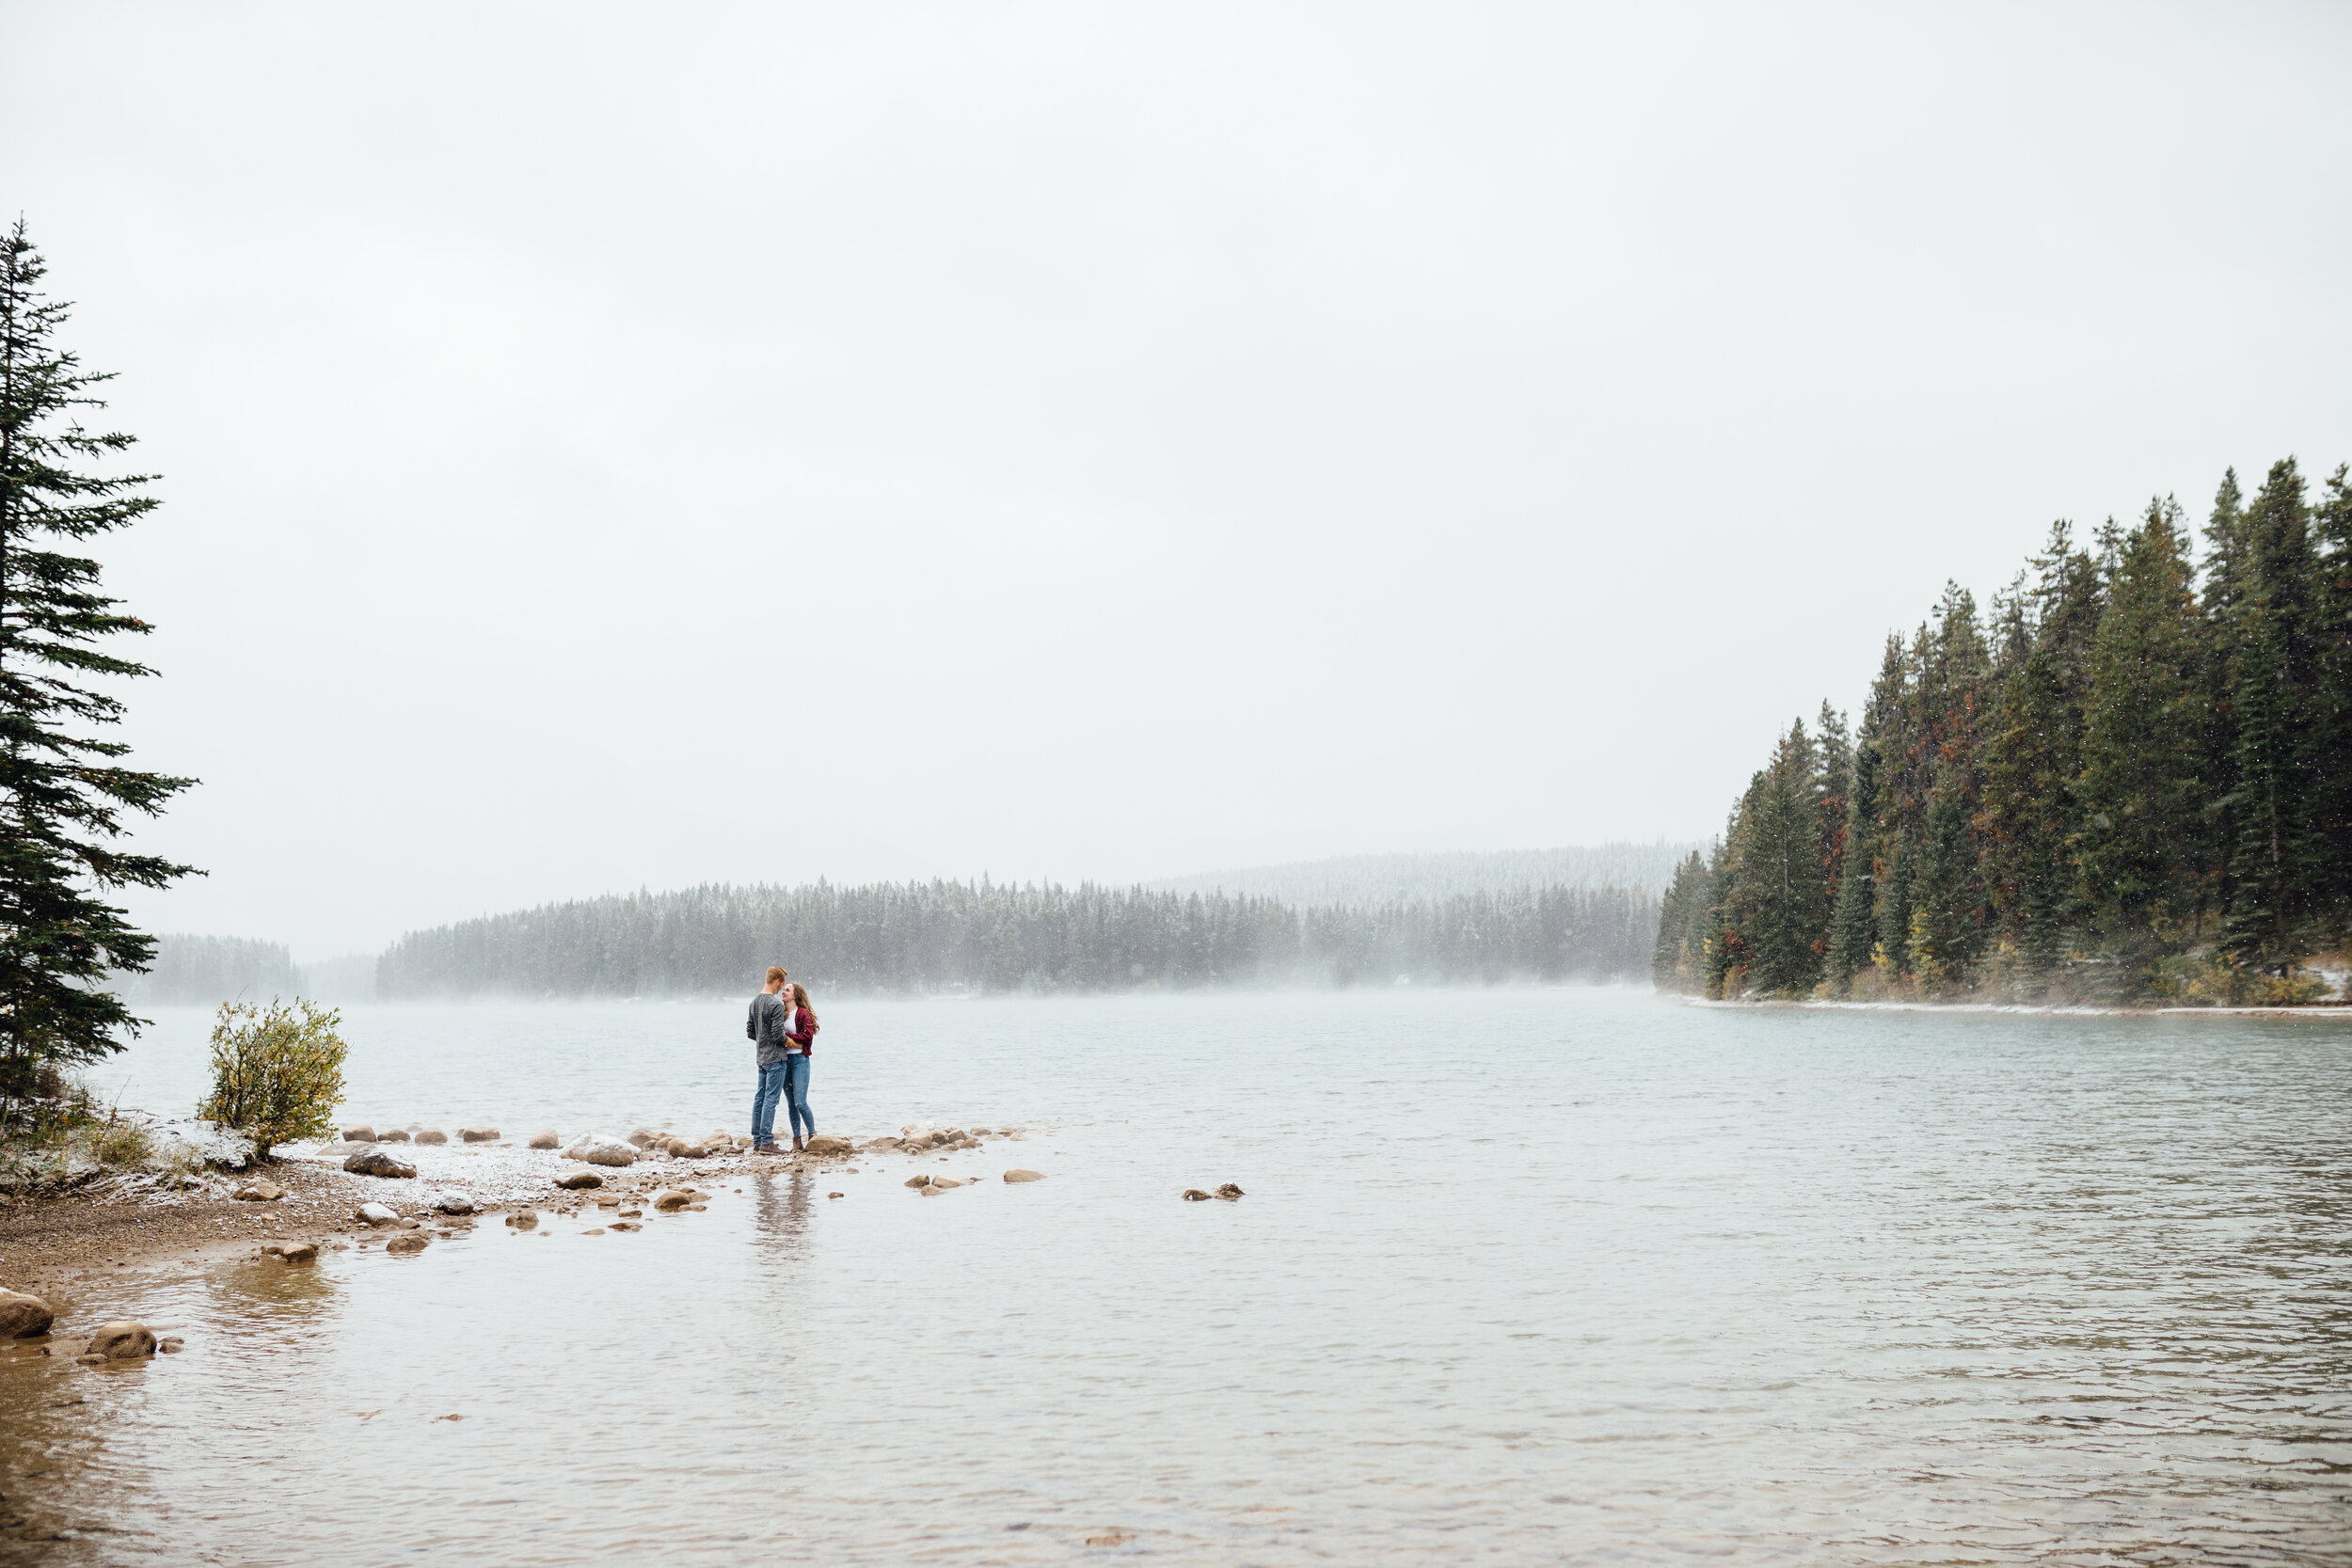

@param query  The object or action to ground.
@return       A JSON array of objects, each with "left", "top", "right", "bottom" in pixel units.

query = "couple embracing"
[{"left": 746, "top": 965, "right": 818, "bottom": 1154}]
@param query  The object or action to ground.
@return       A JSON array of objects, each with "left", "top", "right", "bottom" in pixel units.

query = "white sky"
[{"left": 4, "top": 1, "right": 2348, "bottom": 959}]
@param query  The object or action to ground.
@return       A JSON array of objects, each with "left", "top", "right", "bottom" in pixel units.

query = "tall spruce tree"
[
  {"left": 1823, "top": 672, "right": 1887, "bottom": 990},
  {"left": 2314, "top": 465, "right": 2352, "bottom": 944},
  {"left": 1979, "top": 522, "right": 2101, "bottom": 984},
  {"left": 0, "top": 223, "right": 196, "bottom": 1108},
  {"left": 2199, "top": 469, "right": 2249, "bottom": 927},
  {"left": 1716, "top": 720, "right": 1831, "bottom": 996},
  {"left": 2221, "top": 459, "right": 2322, "bottom": 967},
  {"left": 2075, "top": 499, "right": 2208, "bottom": 942}
]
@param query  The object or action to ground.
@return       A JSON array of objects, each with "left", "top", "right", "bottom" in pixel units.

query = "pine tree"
[
  {"left": 2221, "top": 459, "right": 2322, "bottom": 967},
  {"left": 0, "top": 223, "right": 197, "bottom": 1109},
  {"left": 2313, "top": 465, "right": 2352, "bottom": 944},
  {"left": 2075, "top": 499, "right": 2207, "bottom": 941},
  {"left": 1979, "top": 522, "right": 2101, "bottom": 985},
  {"left": 1823, "top": 673, "right": 1887, "bottom": 990},
  {"left": 2200, "top": 469, "right": 2249, "bottom": 927}
]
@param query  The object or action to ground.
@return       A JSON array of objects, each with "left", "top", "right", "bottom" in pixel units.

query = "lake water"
[{"left": 8, "top": 989, "right": 2350, "bottom": 1564}]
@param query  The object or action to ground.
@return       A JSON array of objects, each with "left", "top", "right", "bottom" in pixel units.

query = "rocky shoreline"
[{"left": 0, "top": 1117, "right": 1053, "bottom": 1368}]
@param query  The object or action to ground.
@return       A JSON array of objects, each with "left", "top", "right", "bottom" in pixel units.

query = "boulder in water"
[
  {"left": 1181, "top": 1189, "right": 1212, "bottom": 1201},
  {"left": 342, "top": 1125, "right": 375, "bottom": 1143},
  {"left": 651, "top": 1189, "right": 695, "bottom": 1211},
  {"left": 0, "top": 1290, "right": 55, "bottom": 1338},
  {"left": 1216, "top": 1183, "right": 1245, "bottom": 1200},
  {"left": 904, "top": 1174, "right": 930, "bottom": 1188},
  {"left": 87, "top": 1321, "right": 157, "bottom": 1359},
  {"left": 1002, "top": 1169, "right": 1045, "bottom": 1184},
  {"left": 378, "top": 1129, "right": 412, "bottom": 1144},
  {"left": 458, "top": 1127, "right": 500, "bottom": 1144},
  {"left": 506, "top": 1210, "right": 539, "bottom": 1228},
  {"left": 344, "top": 1149, "right": 417, "bottom": 1180},
  {"left": 385, "top": 1231, "right": 430, "bottom": 1255},
  {"left": 415, "top": 1128, "right": 449, "bottom": 1147}
]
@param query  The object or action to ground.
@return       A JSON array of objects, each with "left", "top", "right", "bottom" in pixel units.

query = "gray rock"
[
  {"left": 1002, "top": 1168, "right": 1045, "bottom": 1183},
  {"left": 528, "top": 1130, "right": 560, "bottom": 1149},
  {"left": 342, "top": 1125, "right": 375, "bottom": 1143},
  {"left": 415, "top": 1128, "right": 449, "bottom": 1147},
  {"left": 457, "top": 1127, "right": 500, "bottom": 1144},
  {"left": 343, "top": 1148, "right": 418, "bottom": 1179},
  {"left": 0, "top": 1290, "right": 55, "bottom": 1338},
  {"left": 433, "top": 1191, "right": 478, "bottom": 1215},
  {"left": 87, "top": 1321, "right": 157, "bottom": 1359}
]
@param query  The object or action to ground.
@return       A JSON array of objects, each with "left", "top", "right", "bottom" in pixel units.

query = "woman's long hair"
[{"left": 789, "top": 982, "right": 811, "bottom": 1007}]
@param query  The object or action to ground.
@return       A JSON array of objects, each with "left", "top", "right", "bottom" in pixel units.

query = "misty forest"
[
  {"left": 1656, "top": 460, "right": 2352, "bottom": 1005},
  {"left": 370, "top": 879, "right": 1662, "bottom": 999}
]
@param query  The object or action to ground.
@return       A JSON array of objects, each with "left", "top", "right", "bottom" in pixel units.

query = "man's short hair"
[{"left": 765, "top": 965, "right": 788, "bottom": 986}]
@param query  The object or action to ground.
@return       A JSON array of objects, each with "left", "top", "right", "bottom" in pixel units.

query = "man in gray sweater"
[{"left": 746, "top": 965, "right": 793, "bottom": 1155}]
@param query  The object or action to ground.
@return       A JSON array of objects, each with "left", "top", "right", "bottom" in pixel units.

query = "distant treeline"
[
  {"left": 1152, "top": 842, "right": 1699, "bottom": 906},
  {"left": 377, "top": 879, "right": 1661, "bottom": 998},
  {"left": 110, "top": 935, "right": 297, "bottom": 1006},
  {"left": 1657, "top": 458, "right": 2351, "bottom": 1006}
]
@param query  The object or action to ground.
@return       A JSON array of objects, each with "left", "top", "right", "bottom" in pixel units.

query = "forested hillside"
[
  {"left": 109, "top": 935, "right": 297, "bottom": 1006},
  {"left": 378, "top": 879, "right": 1659, "bottom": 998},
  {"left": 1656, "top": 458, "right": 2350, "bottom": 1005},
  {"left": 1152, "top": 843, "right": 1696, "bottom": 905}
]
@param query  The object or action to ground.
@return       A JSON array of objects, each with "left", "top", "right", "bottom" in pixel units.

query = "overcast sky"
[{"left": 5, "top": 1, "right": 2348, "bottom": 959}]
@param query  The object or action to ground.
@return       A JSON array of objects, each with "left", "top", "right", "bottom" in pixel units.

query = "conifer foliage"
[
  {"left": 0, "top": 224, "right": 196, "bottom": 1107},
  {"left": 1659, "top": 461, "right": 2349, "bottom": 1003}
]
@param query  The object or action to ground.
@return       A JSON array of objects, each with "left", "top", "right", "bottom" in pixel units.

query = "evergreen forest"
[
  {"left": 377, "top": 878, "right": 1660, "bottom": 999},
  {"left": 1655, "top": 459, "right": 2352, "bottom": 1005}
]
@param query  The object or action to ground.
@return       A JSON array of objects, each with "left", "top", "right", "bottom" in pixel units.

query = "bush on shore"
[{"left": 199, "top": 1000, "right": 347, "bottom": 1160}]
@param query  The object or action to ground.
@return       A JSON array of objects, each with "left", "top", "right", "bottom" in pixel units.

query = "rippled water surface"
[{"left": 8, "top": 990, "right": 2350, "bottom": 1564}]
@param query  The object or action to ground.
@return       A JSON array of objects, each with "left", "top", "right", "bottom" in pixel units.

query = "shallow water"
[{"left": 8, "top": 989, "right": 2349, "bottom": 1564}]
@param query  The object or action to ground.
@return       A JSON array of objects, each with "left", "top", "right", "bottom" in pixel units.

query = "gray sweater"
[{"left": 746, "top": 991, "right": 793, "bottom": 1067}]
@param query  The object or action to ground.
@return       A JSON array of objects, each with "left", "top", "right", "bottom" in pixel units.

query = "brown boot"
[{"left": 791, "top": 1135, "right": 804, "bottom": 1152}]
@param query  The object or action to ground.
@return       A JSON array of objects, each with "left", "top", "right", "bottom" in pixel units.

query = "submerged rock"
[
  {"left": 266, "top": 1242, "right": 319, "bottom": 1264},
  {"left": 458, "top": 1127, "right": 501, "bottom": 1144},
  {"left": 1181, "top": 1189, "right": 1212, "bottom": 1201},
  {"left": 651, "top": 1189, "right": 694, "bottom": 1211},
  {"left": 415, "top": 1128, "right": 449, "bottom": 1147},
  {"left": 385, "top": 1231, "right": 430, "bottom": 1255},
  {"left": 87, "top": 1321, "right": 157, "bottom": 1360},
  {"left": 0, "top": 1290, "right": 56, "bottom": 1338},
  {"left": 611, "top": 1220, "right": 643, "bottom": 1232},
  {"left": 505, "top": 1210, "right": 539, "bottom": 1229},
  {"left": 904, "top": 1175, "right": 931, "bottom": 1188},
  {"left": 528, "top": 1130, "right": 561, "bottom": 1149},
  {"left": 342, "top": 1125, "right": 375, "bottom": 1143},
  {"left": 1216, "top": 1183, "right": 1245, "bottom": 1200},
  {"left": 1002, "top": 1169, "right": 1045, "bottom": 1184},
  {"left": 555, "top": 1171, "right": 604, "bottom": 1190},
  {"left": 158, "top": 1338, "right": 184, "bottom": 1354},
  {"left": 343, "top": 1149, "right": 418, "bottom": 1180}
]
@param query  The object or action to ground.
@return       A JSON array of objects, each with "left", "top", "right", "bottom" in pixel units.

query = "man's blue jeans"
[
  {"left": 752, "top": 1059, "right": 789, "bottom": 1148},
  {"left": 781, "top": 1053, "right": 814, "bottom": 1140}
]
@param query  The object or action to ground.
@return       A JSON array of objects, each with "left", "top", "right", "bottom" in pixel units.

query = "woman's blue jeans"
[
  {"left": 781, "top": 1053, "right": 814, "bottom": 1139},
  {"left": 752, "top": 1060, "right": 789, "bottom": 1148}
]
